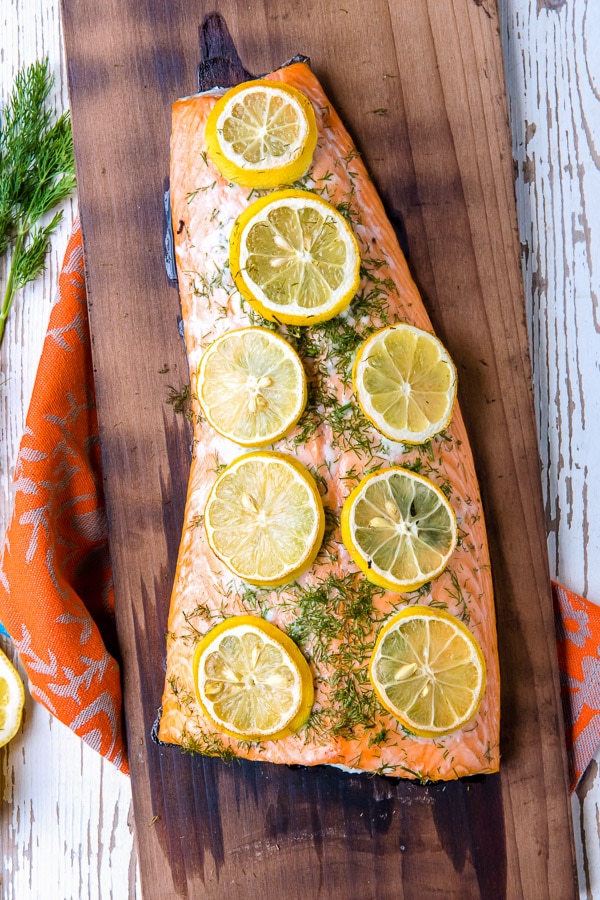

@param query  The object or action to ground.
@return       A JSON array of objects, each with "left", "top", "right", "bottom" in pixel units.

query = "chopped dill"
[
  {"left": 210, "top": 451, "right": 227, "bottom": 475},
  {"left": 446, "top": 570, "right": 470, "bottom": 623},
  {"left": 369, "top": 727, "right": 388, "bottom": 747},
  {"left": 166, "top": 383, "right": 191, "bottom": 416},
  {"left": 438, "top": 479, "right": 453, "bottom": 499},
  {"left": 284, "top": 571, "right": 387, "bottom": 738},
  {"left": 402, "top": 582, "right": 434, "bottom": 606},
  {"left": 401, "top": 456, "right": 424, "bottom": 475},
  {"left": 483, "top": 741, "right": 495, "bottom": 765},
  {"left": 180, "top": 726, "right": 237, "bottom": 763},
  {"left": 335, "top": 199, "right": 357, "bottom": 225},
  {"left": 167, "top": 676, "right": 195, "bottom": 713},
  {"left": 188, "top": 265, "right": 235, "bottom": 309},
  {"left": 314, "top": 507, "right": 340, "bottom": 565},
  {"left": 330, "top": 668, "right": 380, "bottom": 738},
  {"left": 186, "top": 181, "right": 216, "bottom": 203},
  {"left": 300, "top": 708, "right": 329, "bottom": 745},
  {"left": 246, "top": 187, "right": 269, "bottom": 202},
  {"left": 395, "top": 763, "right": 429, "bottom": 784},
  {"left": 427, "top": 597, "right": 450, "bottom": 611},
  {"left": 342, "top": 147, "right": 361, "bottom": 164}
]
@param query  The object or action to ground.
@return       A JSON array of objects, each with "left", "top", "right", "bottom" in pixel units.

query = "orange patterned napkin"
[
  {"left": 0, "top": 220, "right": 128, "bottom": 774},
  {"left": 553, "top": 581, "right": 600, "bottom": 789},
  {"left": 0, "top": 220, "right": 598, "bottom": 788}
]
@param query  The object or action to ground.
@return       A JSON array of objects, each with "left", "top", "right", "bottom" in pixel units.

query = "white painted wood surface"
[
  {"left": 0, "top": 2, "right": 140, "bottom": 898},
  {"left": 500, "top": 1, "right": 600, "bottom": 896},
  {"left": 1, "top": 0, "right": 598, "bottom": 897}
]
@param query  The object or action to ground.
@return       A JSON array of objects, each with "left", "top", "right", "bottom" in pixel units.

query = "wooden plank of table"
[
  {"left": 501, "top": 0, "right": 600, "bottom": 891},
  {"left": 59, "top": 0, "right": 577, "bottom": 897}
]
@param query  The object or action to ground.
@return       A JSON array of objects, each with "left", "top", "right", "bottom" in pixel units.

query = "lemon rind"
[{"left": 0, "top": 649, "right": 25, "bottom": 748}]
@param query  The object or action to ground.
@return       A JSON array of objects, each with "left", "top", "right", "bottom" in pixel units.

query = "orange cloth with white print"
[
  {"left": 0, "top": 220, "right": 128, "bottom": 773},
  {"left": 0, "top": 219, "right": 597, "bottom": 787},
  {"left": 553, "top": 582, "right": 600, "bottom": 790}
]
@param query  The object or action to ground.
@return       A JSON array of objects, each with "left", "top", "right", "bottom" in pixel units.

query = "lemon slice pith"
[
  {"left": 230, "top": 189, "right": 361, "bottom": 325},
  {"left": 197, "top": 328, "right": 307, "bottom": 447},
  {"left": 193, "top": 616, "right": 314, "bottom": 741},
  {"left": 204, "top": 451, "right": 325, "bottom": 587},
  {"left": 0, "top": 647, "right": 24, "bottom": 748},
  {"left": 341, "top": 467, "right": 457, "bottom": 592},
  {"left": 369, "top": 606, "right": 486, "bottom": 737},
  {"left": 205, "top": 80, "right": 318, "bottom": 189},
  {"left": 353, "top": 323, "right": 457, "bottom": 444}
]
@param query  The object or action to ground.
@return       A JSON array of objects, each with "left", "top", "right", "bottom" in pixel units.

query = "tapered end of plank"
[{"left": 197, "top": 12, "right": 255, "bottom": 91}]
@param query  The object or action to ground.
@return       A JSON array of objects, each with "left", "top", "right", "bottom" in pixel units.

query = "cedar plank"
[{"left": 59, "top": 1, "right": 577, "bottom": 896}]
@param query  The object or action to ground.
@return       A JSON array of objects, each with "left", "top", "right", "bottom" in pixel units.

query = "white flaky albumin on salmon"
[{"left": 158, "top": 62, "right": 500, "bottom": 780}]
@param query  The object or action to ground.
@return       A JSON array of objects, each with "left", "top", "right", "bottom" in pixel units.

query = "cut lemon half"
[
  {"left": 230, "top": 189, "right": 361, "bottom": 325},
  {"left": 369, "top": 606, "right": 486, "bottom": 737},
  {"left": 197, "top": 328, "right": 306, "bottom": 447},
  {"left": 341, "top": 467, "right": 457, "bottom": 592},
  {"left": 353, "top": 323, "right": 457, "bottom": 444},
  {"left": 205, "top": 80, "right": 318, "bottom": 189},
  {"left": 193, "top": 616, "right": 314, "bottom": 741},
  {"left": 205, "top": 451, "right": 325, "bottom": 587},
  {"left": 0, "top": 647, "right": 24, "bottom": 748}
]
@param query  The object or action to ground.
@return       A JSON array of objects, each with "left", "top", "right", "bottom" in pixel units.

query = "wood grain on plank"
[{"left": 58, "top": 0, "right": 577, "bottom": 897}]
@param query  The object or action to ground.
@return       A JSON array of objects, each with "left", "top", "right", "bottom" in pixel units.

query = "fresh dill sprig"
[{"left": 0, "top": 58, "right": 76, "bottom": 346}]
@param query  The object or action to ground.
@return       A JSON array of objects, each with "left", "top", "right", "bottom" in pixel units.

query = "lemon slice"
[
  {"left": 0, "top": 647, "right": 24, "bottom": 748},
  {"left": 230, "top": 189, "right": 361, "bottom": 325},
  {"left": 197, "top": 328, "right": 307, "bottom": 447},
  {"left": 341, "top": 467, "right": 457, "bottom": 592},
  {"left": 193, "top": 615, "right": 314, "bottom": 741},
  {"left": 369, "top": 606, "right": 486, "bottom": 737},
  {"left": 205, "top": 80, "right": 318, "bottom": 189},
  {"left": 205, "top": 451, "right": 325, "bottom": 587},
  {"left": 353, "top": 323, "right": 457, "bottom": 443}
]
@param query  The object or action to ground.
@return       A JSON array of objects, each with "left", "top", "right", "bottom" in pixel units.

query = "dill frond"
[{"left": 0, "top": 58, "right": 77, "bottom": 345}]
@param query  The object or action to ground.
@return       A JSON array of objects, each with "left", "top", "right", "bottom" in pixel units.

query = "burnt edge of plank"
[
  {"left": 198, "top": 11, "right": 255, "bottom": 89},
  {"left": 197, "top": 11, "right": 310, "bottom": 90}
]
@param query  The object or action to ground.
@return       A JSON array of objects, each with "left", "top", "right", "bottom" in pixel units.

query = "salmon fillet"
[{"left": 158, "top": 61, "right": 500, "bottom": 780}]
